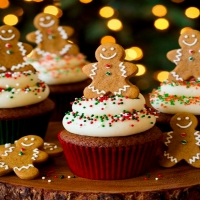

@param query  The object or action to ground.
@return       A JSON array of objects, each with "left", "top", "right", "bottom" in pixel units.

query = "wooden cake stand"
[{"left": 0, "top": 122, "right": 200, "bottom": 200}]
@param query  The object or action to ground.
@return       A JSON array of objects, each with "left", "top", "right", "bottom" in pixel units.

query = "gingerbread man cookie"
[
  {"left": 26, "top": 13, "right": 79, "bottom": 59},
  {"left": 82, "top": 43, "right": 139, "bottom": 99},
  {"left": 42, "top": 142, "right": 63, "bottom": 157},
  {"left": 167, "top": 29, "right": 200, "bottom": 81},
  {"left": 0, "top": 135, "right": 49, "bottom": 179},
  {"left": 0, "top": 25, "right": 35, "bottom": 73},
  {"left": 159, "top": 112, "right": 200, "bottom": 168}
]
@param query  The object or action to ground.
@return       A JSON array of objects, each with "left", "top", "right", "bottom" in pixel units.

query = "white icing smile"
[
  {"left": 39, "top": 17, "right": 55, "bottom": 28},
  {"left": 0, "top": 34, "right": 15, "bottom": 41},
  {"left": 100, "top": 52, "right": 117, "bottom": 60},
  {"left": 176, "top": 121, "right": 192, "bottom": 128},
  {"left": 21, "top": 142, "right": 34, "bottom": 146},
  {"left": 182, "top": 34, "right": 198, "bottom": 46}
]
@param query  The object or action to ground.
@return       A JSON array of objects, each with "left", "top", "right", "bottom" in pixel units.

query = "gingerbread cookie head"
[
  {"left": 82, "top": 42, "right": 139, "bottom": 99},
  {"left": 16, "top": 135, "right": 44, "bottom": 149},
  {"left": 159, "top": 112, "right": 200, "bottom": 168},
  {"left": 0, "top": 25, "right": 20, "bottom": 44},
  {"left": 33, "top": 13, "right": 59, "bottom": 31}
]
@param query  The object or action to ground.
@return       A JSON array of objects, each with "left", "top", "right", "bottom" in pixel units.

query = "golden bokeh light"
[
  {"left": 154, "top": 71, "right": 169, "bottom": 82},
  {"left": 154, "top": 18, "right": 169, "bottom": 30},
  {"left": 34, "top": 0, "right": 44, "bottom": 2},
  {"left": 136, "top": 64, "right": 146, "bottom": 76},
  {"left": 99, "top": 6, "right": 115, "bottom": 18},
  {"left": 136, "top": 79, "right": 150, "bottom": 90},
  {"left": 152, "top": 5, "right": 167, "bottom": 17},
  {"left": 185, "top": 7, "right": 199, "bottom": 19},
  {"left": 107, "top": 19, "right": 123, "bottom": 31},
  {"left": 180, "top": 27, "right": 192, "bottom": 34},
  {"left": 125, "top": 49, "right": 137, "bottom": 61},
  {"left": 44, "top": 5, "right": 60, "bottom": 16},
  {"left": 100, "top": 36, "right": 116, "bottom": 44},
  {"left": 0, "top": 0, "right": 9, "bottom": 8},
  {"left": 131, "top": 47, "right": 143, "bottom": 60},
  {"left": 3, "top": 14, "right": 18, "bottom": 26},
  {"left": 79, "top": 0, "right": 93, "bottom": 3}
]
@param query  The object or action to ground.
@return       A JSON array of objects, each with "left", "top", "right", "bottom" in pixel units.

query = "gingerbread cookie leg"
[
  {"left": 159, "top": 151, "right": 179, "bottom": 167},
  {"left": 188, "top": 153, "right": 200, "bottom": 168},
  {"left": 84, "top": 84, "right": 106, "bottom": 99},
  {"left": 0, "top": 162, "right": 12, "bottom": 176},
  {"left": 13, "top": 165, "right": 39, "bottom": 179}
]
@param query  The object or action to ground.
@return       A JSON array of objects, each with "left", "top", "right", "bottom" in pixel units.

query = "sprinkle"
[
  {"left": 42, "top": 176, "right": 46, "bottom": 180},
  {"left": 155, "top": 177, "right": 159, "bottom": 181},
  {"left": 48, "top": 179, "right": 52, "bottom": 183},
  {"left": 60, "top": 175, "right": 64, "bottom": 179},
  {"left": 68, "top": 175, "right": 71, "bottom": 179}
]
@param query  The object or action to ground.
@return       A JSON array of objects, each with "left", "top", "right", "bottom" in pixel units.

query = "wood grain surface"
[{"left": 0, "top": 122, "right": 200, "bottom": 200}]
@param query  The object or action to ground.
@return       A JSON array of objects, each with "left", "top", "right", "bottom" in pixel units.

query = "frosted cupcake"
[
  {"left": 58, "top": 43, "right": 162, "bottom": 180},
  {"left": 0, "top": 25, "right": 54, "bottom": 144},
  {"left": 26, "top": 12, "right": 89, "bottom": 120},
  {"left": 150, "top": 28, "right": 200, "bottom": 131}
]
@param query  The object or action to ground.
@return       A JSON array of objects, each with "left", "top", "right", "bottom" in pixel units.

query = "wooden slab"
[{"left": 0, "top": 122, "right": 200, "bottom": 200}]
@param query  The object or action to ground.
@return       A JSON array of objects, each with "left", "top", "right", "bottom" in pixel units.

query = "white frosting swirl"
[
  {"left": 62, "top": 94, "right": 157, "bottom": 137},
  {"left": 26, "top": 54, "right": 88, "bottom": 85},
  {"left": 0, "top": 71, "right": 49, "bottom": 108},
  {"left": 150, "top": 80, "right": 200, "bottom": 114}
]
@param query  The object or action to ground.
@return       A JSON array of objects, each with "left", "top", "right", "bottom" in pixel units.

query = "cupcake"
[
  {"left": 26, "top": 12, "right": 90, "bottom": 121},
  {"left": 58, "top": 42, "right": 162, "bottom": 180},
  {"left": 0, "top": 25, "right": 54, "bottom": 144},
  {"left": 150, "top": 28, "right": 200, "bottom": 131}
]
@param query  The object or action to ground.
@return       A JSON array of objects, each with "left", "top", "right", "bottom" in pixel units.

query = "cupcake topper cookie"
[
  {"left": 26, "top": 12, "right": 79, "bottom": 59},
  {"left": 0, "top": 25, "right": 35, "bottom": 73},
  {"left": 82, "top": 43, "right": 139, "bottom": 99},
  {"left": 159, "top": 112, "right": 200, "bottom": 168},
  {"left": 167, "top": 29, "right": 200, "bottom": 81},
  {"left": 0, "top": 135, "right": 49, "bottom": 179}
]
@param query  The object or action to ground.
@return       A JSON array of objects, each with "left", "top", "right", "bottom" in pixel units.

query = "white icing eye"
[
  {"left": 102, "top": 48, "right": 106, "bottom": 51},
  {"left": 46, "top": 16, "right": 51, "bottom": 20},
  {"left": 184, "top": 35, "right": 188, "bottom": 38},
  {"left": 1, "top": 30, "right": 6, "bottom": 34},
  {"left": 192, "top": 34, "right": 195, "bottom": 38},
  {"left": 40, "top": 17, "right": 45, "bottom": 22},
  {"left": 185, "top": 116, "right": 189, "bottom": 120},
  {"left": 31, "top": 138, "right": 35, "bottom": 141},
  {"left": 24, "top": 138, "right": 28, "bottom": 141},
  {"left": 8, "top": 29, "right": 12, "bottom": 33},
  {"left": 177, "top": 117, "right": 181, "bottom": 121},
  {"left": 110, "top": 47, "right": 115, "bottom": 51}
]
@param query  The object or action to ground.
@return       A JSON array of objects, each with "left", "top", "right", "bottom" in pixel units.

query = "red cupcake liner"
[{"left": 58, "top": 132, "right": 161, "bottom": 180}]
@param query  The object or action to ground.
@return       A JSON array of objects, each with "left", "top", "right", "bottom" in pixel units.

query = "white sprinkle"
[
  {"left": 42, "top": 176, "right": 45, "bottom": 179},
  {"left": 67, "top": 175, "right": 71, "bottom": 179},
  {"left": 155, "top": 177, "right": 159, "bottom": 181},
  {"left": 48, "top": 179, "right": 52, "bottom": 182},
  {"left": 5, "top": 143, "right": 11, "bottom": 148}
]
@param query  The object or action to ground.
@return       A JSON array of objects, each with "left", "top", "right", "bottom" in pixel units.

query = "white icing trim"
[
  {"left": 13, "top": 164, "right": 34, "bottom": 171},
  {"left": 100, "top": 52, "right": 117, "bottom": 60},
  {"left": 32, "top": 148, "right": 39, "bottom": 160},
  {"left": 0, "top": 162, "right": 9, "bottom": 170},
  {"left": 173, "top": 49, "right": 182, "bottom": 64},
  {"left": 34, "top": 48, "right": 56, "bottom": 57},
  {"left": 17, "top": 42, "right": 26, "bottom": 56},
  {"left": 35, "top": 30, "right": 43, "bottom": 44},
  {"left": 39, "top": 20, "right": 55, "bottom": 28},
  {"left": 89, "top": 63, "right": 97, "bottom": 79},
  {"left": 59, "top": 44, "right": 72, "bottom": 55},
  {"left": 194, "top": 131, "right": 200, "bottom": 146},
  {"left": 11, "top": 62, "right": 30, "bottom": 71},
  {"left": 58, "top": 26, "right": 68, "bottom": 39},
  {"left": 0, "top": 66, "right": 6, "bottom": 71},
  {"left": 113, "top": 85, "right": 130, "bottom": 95},
  {"left": 164, "top": 131, "right": 173, "bottom": 146},
  {"left": 164, "top": 151, "right": 178, "bottom": 163},
  {"left": 119, "top": 62, "right": 127, "bottom": 77},
  {"left": 171, "top": 71, "right": 183, "bottom": 81},
  {"left": 1, "top": 147, "right": 15, "bottom": 156},
  {"left": 0, "top": 34, "right": 15, "bottom": 41},
  {"left": 88, "top": 84, "right": 106, "bottom": 95},
  {"left": 189, "top": 153, "right": 200, "bottom": 164},
  {"left": 21, "top": 142, "right": 34, "bottom": 147}
]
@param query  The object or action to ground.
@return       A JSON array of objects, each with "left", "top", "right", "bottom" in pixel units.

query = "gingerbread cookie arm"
[
  {"left": 82, "top": 62, "right": 97, "bottom": 78},
  {"left": 168, "top": 66, "right": 191, "bottom": 81},
  {"left": 32, "top": 149, "right": 49, "bottom": 164},
  {"left": 67, "top": 43, "right": 80, "bottom": 55},
  {"left": 61, "top": 26, "right": 74, "bottom": 38},
  {"left": 22, "top": 43, "right": 33, "bottom": 55},
  {"left": 26, "top": 31, "right": 37, "bottom": 43},
  {"left": 123, "top": 62, "right": 138, "bottom": 77},
  {"left": 14, "top": 166, "right": 40, "bottom": 180},
  {"left": 166, "top": 49, "right": 182, "bottom": 64}
]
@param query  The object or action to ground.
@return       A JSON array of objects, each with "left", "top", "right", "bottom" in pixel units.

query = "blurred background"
[{"left": 0, "top": 0, "right": 200, "bottom": 93}]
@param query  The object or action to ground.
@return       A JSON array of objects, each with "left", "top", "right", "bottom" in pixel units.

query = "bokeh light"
[
  {"left": 79, "top": 0, "right": 93, "bottom": 3},
  {"left": 99, "top": 6, "right": 115, "bottom": 18},
  {"left": 107, "top": 19, "right": 123, "bottom": 31},
  {"left": 180, "top": 27, "right": 192, "bottom": 34},
  {"left": 185, "top": 7, "right": 199, "bottom": 19},
  {"left": 136, "top": 64, "right": 146, "bottom": 76},
  {"left": 43, "top": 5, "right": 61, "bottom": 17},
  {"left": 154, "top": 71, "right": 169, "bottom": 82},
  {"left": 131, "top": 47, "right": 143, "bottom": 60},
  {"left": 154, "top": 18, "right": 169, "bottom": 30},
  {"left": 125, "top": 48, "right": 137, "bottom": 61},
  {"left": 3, "top": 14, "right": 18, "bottom": 26},
  {"left": 0, "top": 0, "right": 9, "bottom": 8},
  {"left": 100, "top": 36, "right": 116, "bottom": 44},
  {"left": 152, "top": 5, "right": 167, "bottom": 17}
]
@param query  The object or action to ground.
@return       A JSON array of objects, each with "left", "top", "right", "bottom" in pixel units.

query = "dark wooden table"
[{"left": 0, "top": 122, "right": 200, "bottom": 200}]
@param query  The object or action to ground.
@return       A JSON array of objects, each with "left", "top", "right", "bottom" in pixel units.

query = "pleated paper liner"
[
  {"left": 0, "top": 111, "right": 53, "bottom": 144},
  {"left": 58, "top": 132, "right": 161, "bottom": 180}
]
